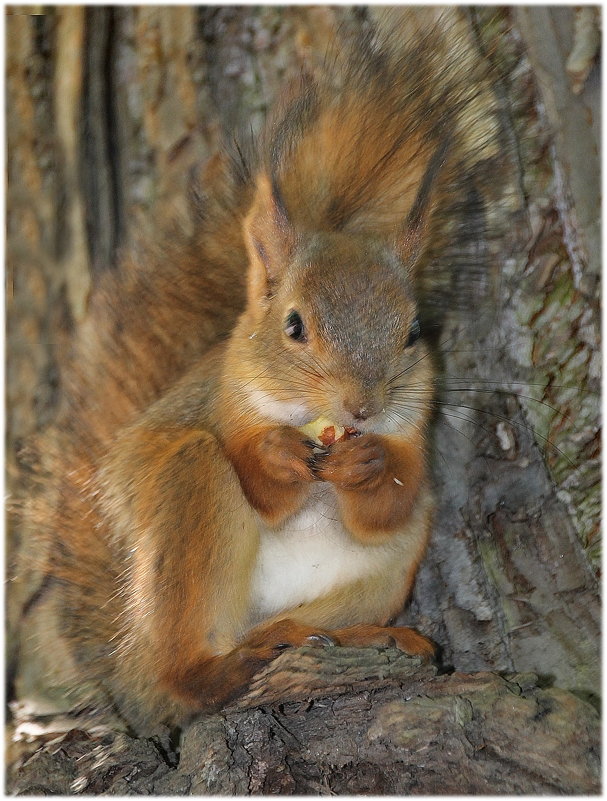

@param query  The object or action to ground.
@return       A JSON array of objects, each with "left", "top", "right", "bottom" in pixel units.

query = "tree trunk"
[{"left": 6, "top": 5, "right": 600, "bottom": 794}]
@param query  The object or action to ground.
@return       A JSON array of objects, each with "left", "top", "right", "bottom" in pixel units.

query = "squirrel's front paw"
[
  {"left": 318, "top": 434, "right": 386, "bottom": 490},
  {"left": 258, "top": 426, "right": 317, "bottom": 483}
]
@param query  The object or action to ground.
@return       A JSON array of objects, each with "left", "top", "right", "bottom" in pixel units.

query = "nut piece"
[{"left": 299, "top": 416, "right": 356, "bottom": 447}]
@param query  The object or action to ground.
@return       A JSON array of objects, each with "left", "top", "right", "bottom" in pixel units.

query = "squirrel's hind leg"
[
  {"left": 168, "top": 619, "right": 337, "bottom": 712},
  {"left": 106, "top": 424, "right": 336, "bottom": 716}
]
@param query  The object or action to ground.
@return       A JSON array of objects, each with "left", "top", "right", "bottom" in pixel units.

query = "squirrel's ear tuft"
[{"left": 244, "top": 173, "right": 295, "bottom": 302}]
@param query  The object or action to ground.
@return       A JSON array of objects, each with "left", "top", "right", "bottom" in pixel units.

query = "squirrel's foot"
[
  {"left": 241, "top": 617, "right": 337, "bottom": 658},
  {"left": 332, "top": 623, "right": 435, "bottom": 659}
]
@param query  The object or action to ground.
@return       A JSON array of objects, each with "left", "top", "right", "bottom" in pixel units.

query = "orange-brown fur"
[
  {"left": 319, "top": 433, "right": 427, "bottom": 542},
  {"left": 20, "top": 12, "right": 502, "bottom": 731},
  {"left": 224, "top": 424, "right": 317, "bottom": 524}
]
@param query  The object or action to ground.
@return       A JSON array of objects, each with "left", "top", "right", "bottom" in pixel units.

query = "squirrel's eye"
[
  {"left": 284, "top": 310, "right": 306, "bottom": 342},
  {"left": 406, "top": 318, "right": 421, "bottom": 348}
]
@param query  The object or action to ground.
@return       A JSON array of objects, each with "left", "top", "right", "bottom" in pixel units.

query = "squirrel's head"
[{"left": 234, "top": 174, "right": 435, "bottom": 436}]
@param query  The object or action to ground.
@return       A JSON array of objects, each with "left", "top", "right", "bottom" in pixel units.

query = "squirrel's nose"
[{"left": 343, "top": 399, "right": 375, "bottom": 421}]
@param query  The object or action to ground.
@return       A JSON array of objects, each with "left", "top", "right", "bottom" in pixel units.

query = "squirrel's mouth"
[{"left": 244, "top": 385, "right": 401, "bottom": 436}]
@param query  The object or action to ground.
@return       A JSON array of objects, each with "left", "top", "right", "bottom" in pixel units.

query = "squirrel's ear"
[
  {"left": 244, "top": 173, "right": 295, "bottom": 302},
  {"left": 396, "top": 135, "right": 452, "bottom": 271}
]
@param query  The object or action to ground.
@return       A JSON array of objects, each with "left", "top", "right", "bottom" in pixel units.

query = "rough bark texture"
[
  {"left": 6, "top": 5, "right": 600, "bottom": 795},
  {"left": 8, "top": 649, "right": 601, "bottom": 795},
  {"left": 399, "top": 5, "right": 601, "bottom": 703}
]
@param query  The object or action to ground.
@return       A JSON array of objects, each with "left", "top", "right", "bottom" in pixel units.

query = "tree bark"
[
  {"left": 6, "top": 5, "right": 600, "bottom": 795},
  {"left": 400, "top": 6, "right": 600, "bottom": 702},
  {"left": 8, "top": 649, "right": 600, "bottom": 795}
]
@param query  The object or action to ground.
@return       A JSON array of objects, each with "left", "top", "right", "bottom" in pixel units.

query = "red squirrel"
[{"left": 21, "top": 11, "right": 502, "bottom": 729}]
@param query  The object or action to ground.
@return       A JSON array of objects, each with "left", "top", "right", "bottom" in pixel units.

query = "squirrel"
[{"left": 19, "top": 10, "right": 503, "bottom": 730}]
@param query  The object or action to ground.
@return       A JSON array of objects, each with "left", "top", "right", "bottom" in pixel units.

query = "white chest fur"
[{"left": 249, "top": 484, "right": 399, "bottom": 622}]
